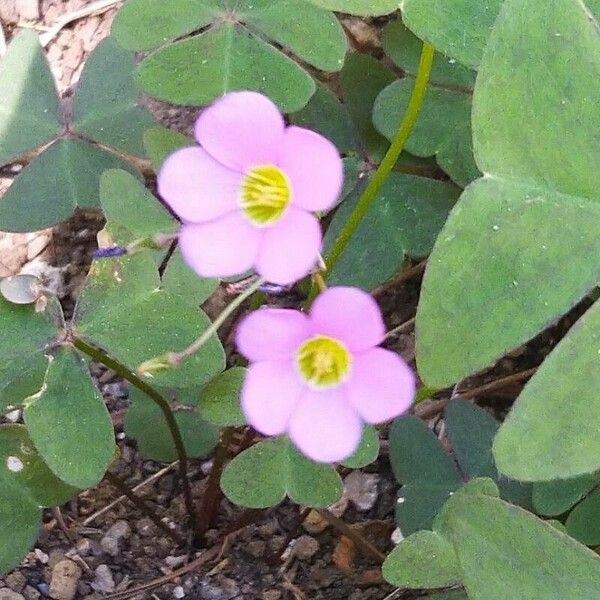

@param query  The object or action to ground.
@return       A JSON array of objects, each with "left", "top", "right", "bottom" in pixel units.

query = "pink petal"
[
  {"left": 309, "top": 287, "right": 385, "bottom": 351},
  {"left": 347, "top": 348, "right": 415, "bottom": 424},
  {"left": 256, "top": 209, "right": 322, "bottom": 285},
  {"left": 279, "top": 126, "right": 344, "bottom": 212},
  {"left": 236, "top": 308, "right": 311, "bottom": 362},
  {"left": 178, "top": 213, "right": 261, "bottom": 278},
  {"left": 288, "top": 389, "right": 363, "bottom": 463},
  {"left": 157, "top": 147, "right": 242, "bottom": 224},
  {"left": 242, "top": 360, "right": 304, "bottom": 436},
  {"left": 195, "top": 91, "right": 285, "bottom": 172}
]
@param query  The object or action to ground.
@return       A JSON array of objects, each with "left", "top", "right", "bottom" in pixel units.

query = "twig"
[
  {"left": 316, "top": 509, "right": 386, "bottom": 564},
  {"left": 83, "top": 462, "right": 178, "bottom": 526},
  {"left": 52, "top": 507, "right": 76, "bottom": 544},
  {"left": 161, "top": 278, "right": 265, "bottom": 372},
  {"left": 71, "top": 337, "right": 198, "bottom": 535},
  {"left": 37, "top": 0, "right": 123, "bottom": 46},
  {"left": 373, "top": 259, "right": 428, "bottom": 297},
  {"left": 105, "top": 545, "right": 220, "bottom": 600},
  {"left": 104, "top": 471, "right": 186, "bottom": 547},
  {"left": 416, "top": 367, "right": 538, "bottom": 419},
  {"left": 384, "top": 316, "right": 416, "bottom": 339}
]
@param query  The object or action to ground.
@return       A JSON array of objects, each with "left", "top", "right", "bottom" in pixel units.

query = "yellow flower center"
[
  {"left": 296, "top": 335, "right": 352, "bottom": 389},
  {"left": 240, "top": 165, "right": 292, "bottom": 226}
]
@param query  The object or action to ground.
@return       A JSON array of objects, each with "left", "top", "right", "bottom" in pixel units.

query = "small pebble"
[
  {"left": 33, "top": 550, "right": 48, "bottom": 565},
  {"left": 91, "top": 565, "right": 115, "bottom": 594},
  {"left": 165, "top": 555, "right": 187, "bottom": 569},
  {"left": 5, "top": 572, "right": 26, "bottom": 593},
  {"left": 344, "top": 471, "right": 379, "bottom": 511},
  {"left": 0, "top": 588, "right": 25, "bottom": 600},
  {"left": 49, "top": 559, "right": 81, "bottom": 600},
  {"left": 292, "top": 535, "right": 319, "bottom": 560},
  {"left": 173, "top": 586, "right": 185, "bottom": 599}
]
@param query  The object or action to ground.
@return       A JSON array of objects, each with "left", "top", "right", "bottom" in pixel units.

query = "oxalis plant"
[{"left": 0, "top": 0, "right": 599, "bottom": 597}]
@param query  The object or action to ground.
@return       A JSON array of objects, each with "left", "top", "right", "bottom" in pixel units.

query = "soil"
[{"left": 0, "top": 2, "right": 581, "bottom": 599}]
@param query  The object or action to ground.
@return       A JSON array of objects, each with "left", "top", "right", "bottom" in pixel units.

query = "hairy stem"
[
  {"left": 71, "top": 336, "right": 198, "bottom": 535},
  {"left": 166, "top": 278, "right": 264, "bottom": 367},
  {"left": 195, "top": 427, "right": 236, "bottom": 540},
  {"left": 321, "top": 42, "right": 435, "bottom": 283}
]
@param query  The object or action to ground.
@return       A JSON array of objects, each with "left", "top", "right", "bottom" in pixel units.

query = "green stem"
[
  {"left": 71, "top": 336, "right": 198, "bottom": 537},
  {"left": 323, "top": 42, "right": 435, "bottom": 280},
  {"left": 167, "top": 278, "right": 264, "bottom": 367}
]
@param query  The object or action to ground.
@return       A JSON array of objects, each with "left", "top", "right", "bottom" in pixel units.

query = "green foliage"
[
  {"left": 494, "top": 300, "right": 600, "bottom": 481},
  {"left": 416, "top": 0, "right": 600, "bottom": 395},
  {"left": 99, "top": 169, "right": 176, "bottom": 243},
  {"left": 0, "top": 294, "right": 59, "bottom": 414},
  {"left": 0, "top": 481, "right": 40, "bottom": 575},
  {"left": 24, "top": 349, "right": 115, "bottom": 489},
  {"left": 306, "top": 0, "right": 400, "bottom": 15},
  {"left": 341, "top": 425, "right": 379, "bottom": 469},
  {"left": 389, "top": 416, "right": 460, "bottom": 535},
  {"left": 400, "top": 0, "right": 502, "bottom": 68},
  {"left": 566, "top": 488, "right": 600, "bottom": 546},
  {"left": 389, "top": 409, "right": 530, "bottom": 535},
  {"left": 383, "top": 530, "right": 461, "bottom": 588},
  {"left": 0, "top": 425, "right": 78, "bottom": 508},
  {"left": 533, "top": 475, "right": 599, "bottom": 517},
  {"left": 113, "top": 0, "right": 348, "bottom": 111},
  {"left": 324, "top": 173, "right": 459, "bottom": 289},
  {"left": 374, "top": 20, "right": 479, "bottom": 187},
  {"left": 143, "top": 127, "right": 193, "bottom": 171},
  {"left": 221, "top": 438, "right": 343, "bottom": 509},
  {"left": 197, "top": 368, "right": 247, "bottom": 427},
  {"left": 384, "top": 488, "right": 600, "bottom": 598},
  {"left": 74, "top": 252, "right": 225, "bottom": 393},
  {"left": 0, "top": 31, "right": 61, "bottom": 166},
  {"left": 72, "top": 37, "right": 156, "bottom": 156},
  {"left": 125, "top": 388, "right": 218, "bottom": 462},
  {"left": 0, "top": 34, "right": 153, "bottom": 232},
  {"left": 449, "top": 495, "right": 600, "bottom": 599}
]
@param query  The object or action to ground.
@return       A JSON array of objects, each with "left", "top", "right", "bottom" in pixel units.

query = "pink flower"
[
  {"left": 236, "top": 287, "right": 416, "bottom": 463},
  {"left": 158, "top": 91, "right": 343, "bottom": 285}
]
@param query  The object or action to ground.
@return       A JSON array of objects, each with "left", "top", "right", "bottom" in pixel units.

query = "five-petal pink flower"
[
  {"left": 158, "top": 91, "right": 343, "bottom": 285},
  {"left": 236, "top": 287, "right": 416, "bottom": 463}
]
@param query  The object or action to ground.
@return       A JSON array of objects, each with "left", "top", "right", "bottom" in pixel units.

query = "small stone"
[
  {"left": 136, "top": 517, "right": 155, "bottom": 536},
  {"left": 257, "top": 520, "right": 278, "bottom": 538},
  {"left": 101, "top": 520, "right": 132, "bottom": 555},
  {"left": 22, "top": 587, "right": 40, "bottom": 600},
  {"left": 262, "top": 591, "right": 281, "bottom": 600},
  {"left": 91, "top": 565, "right": 115, "bottom": 594},
  {"left": 199, "top": 578, "right": 239, "bottom": 600},
  {"left": 74, "top": 538, "right": 92, "bottom": 556},
  {"left": 49, "top": 559, "right": 82, "bottom": 600},
  {"left": 5, "top": 572, "right": 26, "bottom": 592},
  {"left": 48, "top": 550, "right": 66, "bottom": 569},
  {"left": 246, "top": 540, "right": 266, "bottom": 558},
  {"left": 33, "top": 549, "right": 48, "bottom": 564},
  {"left": 344, "top": 471, "right": 379, "bottom": 511},
  {"left": 391, "top": 527, "right": 404, "bottom": 545},
  {"left": 4, "top": 409, "right": 21, "bottom": 423},
  {"left": 302, "top": 510, "right": 328, "bottom": 535},
  {"left": 173, "top": 586, "right": 185, "bottom": 599},
  {"left": 165, "top": 555, "right": 187, "bottom": 569},
  {"left": 292, "top": 535, "right": 319, "bottom": 560},
  {"left": 0, "top": 588, "right": 25, "bottom": 600}
]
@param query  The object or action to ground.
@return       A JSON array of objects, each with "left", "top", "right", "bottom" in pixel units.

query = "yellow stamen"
[
  {"left": 296, "top": 335, "right": 352, "bottom": 389},
  {"left": 240, "top": 165, "right": 291, "bottom": 226}
]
